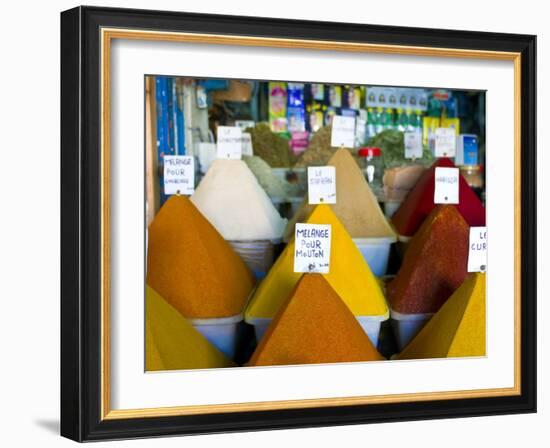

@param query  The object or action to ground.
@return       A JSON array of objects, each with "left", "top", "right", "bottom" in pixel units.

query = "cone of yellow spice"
[
  {"left": 147, "top": 195, "right": 255, "bottom": 319},
  {"left": 245, "top": 204, "right": 388, "bottom": 342},
  {"left": 146, "top": 286, "right": 234, "bottom": 371},
  {"left": 248, "top": 274, "right": 384, "bottom": 366},
  {"left": 397, "top": 273, "right": 486, "bottom": 359}
]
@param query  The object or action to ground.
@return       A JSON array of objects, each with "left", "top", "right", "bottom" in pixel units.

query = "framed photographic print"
[{"left": 60, "top": 6, "right": 537, "bottom": 442}]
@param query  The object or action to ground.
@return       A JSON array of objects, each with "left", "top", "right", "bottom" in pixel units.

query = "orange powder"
[
  {"left": 387, "top": 205, "right": 469, "bottom": 314},
  {"left": 146, "top": 195, "right": 255, "bottom": 318},
  {"left": 248, "top": 274, "right": 384, "bottom": 366}
]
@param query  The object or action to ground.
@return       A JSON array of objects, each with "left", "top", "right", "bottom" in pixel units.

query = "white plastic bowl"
[
  {"left": 228, "top": 239, "right": 278, "bottom": 279},
  {"left": 353, "top": 236, "right": 397, "bottom": 277},
  {"left": 246, "top": 314, "right": 387, "bottom": 348},
  {"left": 190, "top": 313, "right": 243, "bottom": 359},
  {"left": 390, "top": 308, "right": 434, "bottom": 351}
]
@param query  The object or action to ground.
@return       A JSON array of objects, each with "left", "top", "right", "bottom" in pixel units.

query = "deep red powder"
[
  {"left": 391, "top": 158, "right": 485, "bottom": 237},
  {"left": 387, "top": 205, "right": 469, "bottom": 314}
]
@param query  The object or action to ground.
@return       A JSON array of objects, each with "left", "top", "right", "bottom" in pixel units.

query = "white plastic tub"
[
  {"left": 356, "top": 315, "right": 388, "bottom": 348},
  {"left": 190, "top": 313, "right": 243, "bottom": 359},
  {"left": 246, "top": 316, "right": 271, "bottom": 343},
  {"left": 390, "top": 308, "right": 434, "bottom": 351},
  {"left": 398, "top": 234, "right": 412, "bottom": 243},
  {"left": 353, "top": 236, "right": 397, "bottom": 277},
  {"left": 246, "top": 314, "right": 387, "bottom": 348},
  {"left": 228, "top": 239, "right": 278, "bottom": 279}
]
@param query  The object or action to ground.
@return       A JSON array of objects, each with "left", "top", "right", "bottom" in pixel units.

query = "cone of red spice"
[
  {"left": 248, "top": 274, "right": 384, "bottom": 366},
  {"left": 387, "top": 205, "right": 469, "bottom": 314},
  {"left": 391, "top": 158, "right": 485, "bottom": 237}
]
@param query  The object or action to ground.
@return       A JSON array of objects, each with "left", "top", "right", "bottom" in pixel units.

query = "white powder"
[{"left": 191, "top": 159, "right": 288, "bottom": 241}]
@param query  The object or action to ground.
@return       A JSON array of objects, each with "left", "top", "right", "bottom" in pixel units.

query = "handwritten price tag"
[
  {"left": 434, "top": 167, "right": 459, "bottom": 204},
  {"left": 294, "top": 223, "right": 332, "bottom": 274},
  {"left": 434, "top": 127, "right": 457, "bottom": 157},
  {"left": 217, "top": 126, "right": 242, "bottom": 159},
  {"left": 404, "top": 131, "right": 423, "bottom": 159},
  {"left": 331, "top": 116, "right": 356, "bottom": 148},
  {"left": 308, "top": 166, "right": 336, "bottom": 204},
  {"left": 468, "top": 227, "right": 487, "bottom": 272},
  {"left": 163, "top": 155, "right": 195, "bottom": 195}
]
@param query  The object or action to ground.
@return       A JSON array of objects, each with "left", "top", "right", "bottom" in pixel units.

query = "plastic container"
[
  {"left": 247, "top": 314, "right": 387, "bottom": 347},
  {"left": 352, "top": 236, "right": 397, "bottom": 277},
  {"left": 356, "top": 315, "right": 387, "bottom": 348},
  {"left": 390, "top": 308, "right": 434, "bottom": 351},
  {"left": 228, "top": 239, "right": 278, "bottom": 279},
  {"left": 190, "top": 314, "right": 243, "bottom": 359}
]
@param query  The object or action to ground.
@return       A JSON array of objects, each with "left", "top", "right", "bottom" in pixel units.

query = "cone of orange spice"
[
  {"left": 248, "top": 274, "right": 384, "bottom": 366},
  {"left": 147, "top": 195, "right": 255, "bottom": 318}
]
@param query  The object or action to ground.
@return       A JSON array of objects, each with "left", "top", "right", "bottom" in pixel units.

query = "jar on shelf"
[{"left": 358, "top": 147, "right": 383, "bottom": 192}]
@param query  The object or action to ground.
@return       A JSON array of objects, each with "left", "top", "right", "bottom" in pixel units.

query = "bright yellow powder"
[
  {"left": 245, "top": 204, "right": 388, "bottom": 320},
  {"left": 284, "top": 148, "right": 396, "bottom": 241},
  {"left": 145, "top": 285, "right": 234, "bottom": 371},
  {"left": 396, "top": 273, "right": 486, "bottom": 359}
]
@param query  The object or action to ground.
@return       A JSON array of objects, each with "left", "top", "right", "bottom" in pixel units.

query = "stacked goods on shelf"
[
  {"left": 294, "top": 125, "right": 334, "bottom": 168},
  {"left": 246, "top": 123, "right": 295, "bottom": 167},
  {"left": 191, "top": 159, "right": 288, "bottom": 277},
  {"left": 367, "top": 129, "right": 433, "bottom": 170},
  {"left": 397, "top": 273, "right": 486, "bottom": 359},
  {"left": 391, "top": 158, "right": 486, "bottom": 239},
  {"left": 294, "top": 125, "right": 362, "bottom": 168},
  {"left": 386, "top": 205, "right": 470, "bottom": 350},
  {"left": 248, "top": 274, "right": 384, "bottom": 366},
  {"left": 146, "top": 286, "right": 234, "bottom": 371},
  {"left": 383, "top": 165, "right": 426, "bottom": 202},
  {"left": 245, "top": 204, "right": 389, "bottom": 346},
  {"left": 146, "top": 195, "right": 255, "bottom": 358},
  {"left": 284, "top": 148, "right": 397, "bottom": 276},
  {"left": 365, "top": 129, "right": 432, "bottom": 217}
]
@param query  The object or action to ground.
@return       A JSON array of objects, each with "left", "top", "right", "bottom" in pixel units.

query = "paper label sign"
[
  {"left": 294, "top": 223, "right": 332, "bottom": 274},
  {"left": 331, "top": 115, "right": 356, "bottom": 148},
  {"left": 468, "top": 227, "right": 487, "bottom": 272},
  {"left": 241, "top": 132, "right": 254, "bottom": 156},
  {"left": 308, "top": 166, "right": 336, "bottom": 204},
  {"left": 217, "top": 126, "right": 242, "bottom": 159},
  {"left": 163, "top": 155, "right": 195, "bottom": 195},
  {"left": 434, "top": 167, "right": 459, "bottom": 204},
  {"left": 434, "top": 127, "right": 457, "bottom": 157},
  {"left": 404, "top": 131, "right": 423, "bottom": 159}
]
